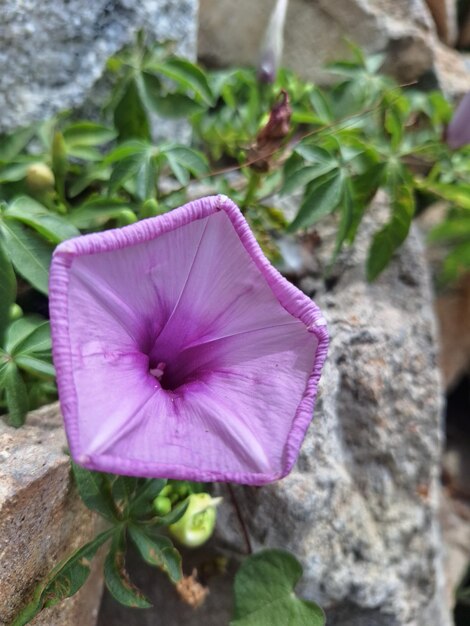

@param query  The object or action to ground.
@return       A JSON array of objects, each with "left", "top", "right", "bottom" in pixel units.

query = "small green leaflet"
[
  {"left": 104, "top": 533, "right": 151, "bottom": 609},
  {"left": 5, "top": 197, "right": 80, "bottom": 243},
  {"left": 114, "top": 78, "right": 151, "bottom": 142},
  {"left": 72, "top": 463, "right": 118, "bottom": 522},
  {"left": 288, "top": 169, "right": 344, "bottom": 232},
  {"left": 10, "top": 529, "right": 114, "bottom": 626},
  {"left": 129, "top": 526, "right": 182, "bottom": 583},
  {"left": 0, "top": 219, "right": 52, "bottom": 295},
  {"left": 231, "top": 550, "right": 325, "bottom": 626},
  {"left": 0, "top": 242, "right": 16, "bottom": 345},
  {"left": 4, "top": 362, "right": 28, "bottom": 427},
  {"left": 147, "top": 58, "right": 214, "bottom": 106},
  {"left": 366, "top": 175, "right": 415, "bottom": 281}
]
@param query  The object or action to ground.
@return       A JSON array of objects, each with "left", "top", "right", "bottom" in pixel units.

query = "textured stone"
[
  {"left": 211, "top": 192, "right": 452, "bottom": 626},
  {"left": 0, "top": 403, "right": 103, "bottom": 626},
  {"left": 0, "top": 0, "right": 198, "bottom": 133},
  {"left": 199, "top": 0, "right": 436, "bottom": 84}
]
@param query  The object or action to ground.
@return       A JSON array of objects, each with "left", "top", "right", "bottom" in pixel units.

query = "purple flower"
[
  {"left": 445, "top": 91, "right": 470, "bottom": 150},
  {"left": 49, "top": 195, "right": 328, "bottom": 485}
]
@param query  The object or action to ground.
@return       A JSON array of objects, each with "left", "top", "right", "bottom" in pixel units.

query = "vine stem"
[{"left": 227, "top": 484, "right": 253, "bottom": 555}]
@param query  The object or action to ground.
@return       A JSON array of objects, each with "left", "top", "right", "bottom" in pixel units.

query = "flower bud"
[
  {"left": 116, "top": 209, "right": 138, "bottom": 226},
  {"left": 258, "top": 0, "right": 289, "bottom": 84},
  {"left": 9, "top": 304, "right": 23, "bottom": 321},
  {"left": 445, "top": 91, "right": 470, "bottom": 150},
  {"left": 153, "top": 495, "right": 172, "bottom": 516},
  {"left": 26, "top": 163, "right": 55, "bottom": 192},
  {"left": 169, "top": 493, "right": 222, "bottom": 548}
]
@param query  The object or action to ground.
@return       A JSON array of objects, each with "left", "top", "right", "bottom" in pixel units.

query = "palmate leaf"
[
  {"left": 160, "top": 145, "right": 208, "bottom": 186},
  {"left": 129, "top": 526, "right": 182, "bottom": 583},
  {"left": 128, "top": 478, "right": 167, "bottom": 517},
  {"left": 0, "top": 219, "right": 52, "bottom": 295},
  {"left": 11, "top": 528, "right": 114, "bottom": 626},
  {"left": 231, "top": 550, "right": 325, "bottom": 626},
  {"left": 104, "top": 533, "right": 151, "bottom": 608},
  {"left": 62, "top": 121, "right": 117, "bottom": 147}
]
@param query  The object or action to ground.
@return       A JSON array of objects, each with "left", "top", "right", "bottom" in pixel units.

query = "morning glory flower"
[
  {"left": 445, "top": 91, "right": 470, "bottom": 149},
  {"left": 49, "top": 195, "right": 328, "bottom": 485}
]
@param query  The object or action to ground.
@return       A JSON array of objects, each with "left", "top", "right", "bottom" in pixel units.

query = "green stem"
[{"left": 243, "top": 170, "right": 261, "bottom": 210}]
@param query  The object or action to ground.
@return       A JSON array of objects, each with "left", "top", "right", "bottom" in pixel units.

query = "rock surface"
[
  {"left": 0, "top": 403, "right": 103, "bottom": 626},
  {"left": 199, "top": 0, "right": 436, "bottom": 84},
  {"left": 0, "top": 0, "right": 198, "bottom": 133},
  {"left": 213, "top": 192, "right": 452, "bottom": 626},
  {"left": 97, "top": 191, "right": 453, "bottom": 626}
]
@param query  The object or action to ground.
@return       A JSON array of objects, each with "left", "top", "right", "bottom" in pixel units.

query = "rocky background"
[{"left": 1, "top": 1, "right": 470, "bottom": 625}]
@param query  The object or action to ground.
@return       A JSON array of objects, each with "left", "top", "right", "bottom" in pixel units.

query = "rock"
[
  {"left": 431, "top": 43, "right": 470, "bottom": 99},
  {"left": 425, "top": 0, "right": 458, "bottom": 45},
  {"left": 213, "top": 191, "right": 452, "bottom": 626},
  {"left": 0, "top": 0, "right": 198, "bottom": 133},
  {"left": 0, "top": 403, "right": 103, "bottom": 626},
  {"left": 199, "top": 0, "right": 436, "bottom": 84}
]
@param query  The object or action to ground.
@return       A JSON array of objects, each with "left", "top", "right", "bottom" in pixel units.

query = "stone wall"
[
  {"left": 0, "top": 403, "right": 103, "bottom": 626},
  {"left": 0, "top": 0, "right": 198, "bottom": 133}
]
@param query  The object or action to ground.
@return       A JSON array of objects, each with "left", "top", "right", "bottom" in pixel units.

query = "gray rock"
[
  {"left": 213, "top": 191, "right": 452, "bottom": 626},
  {"left": 199, "top": 0, "right": 436, "bottom": 85},
  {"left": 0, "top": 0, "right": 198, "bottom": 133}
]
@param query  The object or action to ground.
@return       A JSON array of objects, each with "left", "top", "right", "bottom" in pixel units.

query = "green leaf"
[
  {"left": 281, "top": 164, "right": 335, "bottom": 196},
  {"left": 419, "top": 181, "right": 470, "bottom": 209},
  {"left": 63, "top": 122, "right": 117, "bottom": 147},
  {"left": 9, "top": 319, "right": 51, "bottom": 356},
  {"left": 288, "top": 169, "right": 344, "bottom": 231},
  {"left": 11, "top": 529, "right": 113, "bottom": 626},
  {"left": 71, "top": 463, "right": 118, "bottom": 521},
  {"left": 129, "top": 478, "right": 167, "bottom": 517},
  {"left": 0, "top": 126, "right": 36, "bottom": 161},
  {"left": 149, "top": 58, "right": 214, "bottom": 105},
  {"left": 129, "top": 526, "right": 182, "bottom": 583},
  {"left": 104, "top": 533, "right": 152, "bottom": 608},
  {"left": 0, "top": 243, "right": 16, "bottom": 346},
  {"left": 15, "top": 355, "right": 55, "bottom": 378},
  {"left": 114, "top": 78, "right": 151, "bottom": 142},
  {"left": 4, "top": 363, "right": 28, "bottom": 427},
  {"left": 161, "top": 145, "right": 208, "bottom": 186},
  {"left": 0, "top": 162, "right": 31, "bottom": 183},
  {"left": 69, "top": 198, "right": 134, "bottom": 230},
  {"left": 108, "top": 147, "right": 156, "bottom": 200},
  {"left": 5, "top": 197, "right": 80, "bottom": 243},
  {"left": 334, "top": 177, "right": 355, "bottom": 257},
  {"left": 5, "top": 316, "right": 48, "bottom": 353},
  {"left": 0, "top": 220, "right": 52, "bottom": 295},
  {"left": 231, "top": 550, "right": 325, "bottom": 626},
  {"left": 366, "top": 182, "right": 415, "bottom": 281}
]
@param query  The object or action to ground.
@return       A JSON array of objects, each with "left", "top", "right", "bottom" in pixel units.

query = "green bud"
[
  {"left": 169, "top": 493, "right": 222, "bottom": 548},
  {"left": 160, "top": 485, "right": 173, "bottom": 497},
  {"left": 153, "top": 495, "right": 172, "bottom": 516},
  {"left": 116, "top": 209, "right": 138, "bottom": 227},
  {"left": 142, "top": 198, "right": 160, "bottom": 217},
  {"left": 26, "top": 163, "right": 55, "bottom": 192},
  {"left": 9, "top": 304, "right": 23, "bottom": 321}
]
